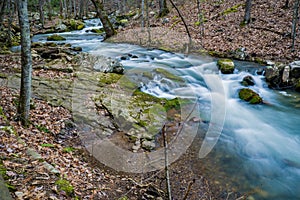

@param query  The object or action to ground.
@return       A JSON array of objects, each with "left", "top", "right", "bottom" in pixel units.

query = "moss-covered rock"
[
  {"left": 91, "top": 28, "right": 105, "bottom": 34},
  {"left": 295, "top": 79, "right": 300, "bottom": 92},
  {"left": 47, "top": 34, "right": 66, "bottom": 41},
  {"left": 239, "top": 88, "right": 262, "bottom": 104},
  {"left": 64, "top": 19, "right": 85, "bottom": 31},
  {"left": 217, "top": 59, "right": 235, "bottom": 74},
  {"left": 153, "top": 68, "right": 184, "bottom": 83}
]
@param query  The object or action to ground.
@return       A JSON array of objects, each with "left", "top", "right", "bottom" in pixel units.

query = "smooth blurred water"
[{"left": 33, "top": 19, "right": 300, "bottom": 199}]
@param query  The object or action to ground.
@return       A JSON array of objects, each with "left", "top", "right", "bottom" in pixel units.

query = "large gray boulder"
[
  {"left": 77, "top": 53, "right": 124, "bottom": 74},
  {"left": 289, "top": 61, "right": 300, "bottom": 78}
]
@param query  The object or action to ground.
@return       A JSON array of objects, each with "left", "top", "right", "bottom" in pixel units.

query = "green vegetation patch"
[
  {"left": 36, "top": 125, "right": 50, "bottom": 133},
  {"left": 222, "top": 3, "right": 244, "bottom": 16},
  {"left": 41, "top": 143, "right": 55, "bottom": 148},
  {"left": 47, "top": 34, "right": 66, "bottom": 41},
  {"left": 153, "top": 68, "right": 184, "bottom": 83},
  {"left": 55, "top": 178, "right": 74, "bottom": 196},
  {"left": 63, "top": 147, "right": 75, "bottom": 153},
  {"left": 97, "top": 72, "right": 123, "bottom": 86}
]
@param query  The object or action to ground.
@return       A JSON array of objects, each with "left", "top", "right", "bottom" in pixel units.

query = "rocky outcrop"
[
  {"left": 264, "top": 61, "right": 300, "bottom": 91},
  {"left": 239, "top": 88, "right": 262, "bottom": 104},
  {"left": 77, "top": 53, "right": 124, "bottom": 74},
  {"left": 217, "top": 59, "right": 235, "bottom": 74}
]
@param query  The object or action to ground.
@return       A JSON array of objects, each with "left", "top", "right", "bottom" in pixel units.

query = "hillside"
[{"left": 110, "top": 0, "right": 299, "bottom": 63}]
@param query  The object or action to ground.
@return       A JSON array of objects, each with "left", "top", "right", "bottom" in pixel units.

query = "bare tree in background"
[
  {"left": 7, "top": 0, "right": 15, "bottom": 46},
  {"left": 243, "top": 0, "right": 252, "bottom": 24},
  {"left": 141, "top": 0, "right": 145, "bottom": 31},
  {"left": 17, "top": 0, "right": 32, "bottom": 126},
  {"left": 0, "top": 0, "right": 7, "bottom": 27},
  {"left": 158, "top": 0, "right": 169, "bottom": 17},
  {"left": 291, "top": 0, "right": 300, "bottom": 51},
  {"left": 39, "top": 0, "right": 45, "bottom": 27},
  {"left": 285, "top": 0, "right": 289, "bottom": 8},
  {"left": 47, "top": 0, "right": 52, "bottom": 20},
  {"left": 90, "top": 0, "right": 115, "bottom": 38},
  {"left": 168, "top": 0, "right": 191, "bottom": 53}
]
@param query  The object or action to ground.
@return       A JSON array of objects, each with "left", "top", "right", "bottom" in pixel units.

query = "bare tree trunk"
[
  {"left": 47, "top": 0, "right": 52, "bottom": 20},
  {"left": 39, "top": 0, "right": 44, "bottom": 27},
  {"left": 168, "top": 0, "right": 191, "bottom": 53},
  {"left": 0, "top": 0, "right": 7, "bottom": 27},
  {"left": 17, "top": 0, "right": 32, "bottom": 126},
  {"left": 243, "top": 0, "right": 252, "bottom": 24},
  {"left": 79, "top": 0, "right": 84, "bottom": 19},
  {"left": 292, "top": 0, "right": 300, "bottom": 51},
  {"left": 285, "top": 0, "right": 289, "bottom": 8},
  {"left": 59, "top": 0, "right": 63, "bottom": 18},
  {"left": 197, "top": 0, "right": 204, "bottom": 37},
  {"left": 90, "top": 0, "right": 115, "bottom": 38},
  {"left": 73, "top": 0, "right": 76, "bottom": 18},
  {"left": 141, "top": 0, "right": 144, "bottom": 31},
  {"left": 158, "top": 0, "right": 169, "bottom": 17},
  {"left": 63, "top": 0, "right": 67, "bottom": 18},
  {"left": 146, "top": 0, "right": 151, "bottom": 46},
  {"left": 7, "top": 0, "right": 13, "bottom": 46}
]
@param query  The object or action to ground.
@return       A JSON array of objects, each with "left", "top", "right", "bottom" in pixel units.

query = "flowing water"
[{"left": 32, "top": 19, "right": 300, "bottom": 200}]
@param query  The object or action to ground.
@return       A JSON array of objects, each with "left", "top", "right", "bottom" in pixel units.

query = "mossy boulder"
[
  {"left": 47, "top": 34, "right": 66, "bottom": 41},
  {"left": 239, "top": 88, "right": 262, "bottom": 104},
  {"left": 64, "top": 19, "right": 85, "bottom": 31},
  {"left": 295, "top": 79, "right": 300, "bottom": 92},
  {"left": 217, "top": 59, "right": 235, "bottom": 74},
  {"left": 90, "top": 28, "right": 105, "bottom": 34}
]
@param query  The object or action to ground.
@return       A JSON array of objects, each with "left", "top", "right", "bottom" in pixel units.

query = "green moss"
[
  {"left": 194, "top": 21, "right": 201, "bottom": 26},
  {"left": 77, "top": 24, "right": 85, "bottom": 30},
  {"left": 63, "top": 147, "right": 75, "bottom": 153},
  {"left": 91, "top": 28, "right": 105, "bottom": 34},
  {"left": 36, "top": 125, "right": 50, "bottom": 133},
  {"left": 1, "top": 126, "right": 17, "bottom": 135},
  {"left": 295, "top": 79, "right": 300, "bottom": 92},
  {"left": 154, "top": 68, "right": 184, "bottom": 82},
  {"left": 239, "top": 88, "right": 262, "bottom": 104},
  {"left": 217, "top": 59, "right": 235, "bottom": 74},
  {"left": 118, "top": 196, "right": 130, "bottom": 200},
  {"left": 133, "top": 89, "right": 161, "bottom": 103},
  {"left": 5, "top": 183, "right": 16, "bottom": 192},
  {"left": 97, "top": 73, "right": 123, "bottom": 86},
  {"left": 222, "top": 4, "right": 244, "bottom": 15},
  {"left": 55, "top": 179, "right": 74, "bottom": 196},
  {"left": 41, "top": 143, "right": 55, "bottom": 148},
  {"left": 0, "top": 163, "right": 7, "bottom": 179},
  {"left": 47, "top": 34, "right": 66, "bottom": 41}
]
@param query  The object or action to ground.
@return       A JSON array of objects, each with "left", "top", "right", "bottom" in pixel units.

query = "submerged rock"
[
  {"left": 239, "top": 88, "right": 262, "bottom": 104},
  {"left": 241, "top": 75, "right": 255, "bottom": 86},
  {"left": 217, "top": 59, "right": 235, "bottom": 74}
]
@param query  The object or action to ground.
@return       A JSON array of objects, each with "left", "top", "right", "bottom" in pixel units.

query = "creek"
[{"left": 32, "top": 19, "right": 300, "bottom": 200}]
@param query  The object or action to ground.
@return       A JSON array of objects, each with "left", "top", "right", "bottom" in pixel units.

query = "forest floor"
[
  {"left": 109, "top": 0, "right": 300, "bottom": 64},
  {"left": 1, "top": 0, "right": 298, "bottom": 199}
]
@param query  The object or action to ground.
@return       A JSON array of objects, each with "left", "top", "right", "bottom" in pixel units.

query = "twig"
[
  {"left": 183, "top": 179, "right": 195, "bottom": 200},
  {"left": 163, "top": 124, "right": 172, "bottom": 200}
]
